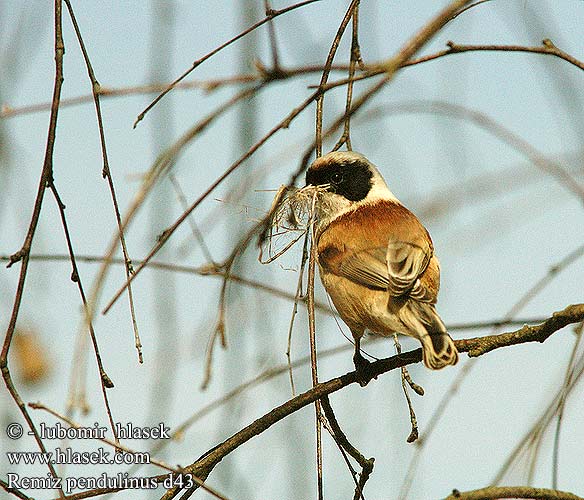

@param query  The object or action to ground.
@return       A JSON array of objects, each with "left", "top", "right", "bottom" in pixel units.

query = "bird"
[{"left": 304, "top": 150, "right": 458, "bottom": 382}]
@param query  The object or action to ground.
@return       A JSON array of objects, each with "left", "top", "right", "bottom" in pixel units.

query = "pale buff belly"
[{"left": 319, "top": 267, "right": 405, "bottom": 339}]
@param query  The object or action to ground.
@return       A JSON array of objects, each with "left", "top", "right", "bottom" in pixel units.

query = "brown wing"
[{"left": 317, "top": 200, "right": 439, "bottom": 302}]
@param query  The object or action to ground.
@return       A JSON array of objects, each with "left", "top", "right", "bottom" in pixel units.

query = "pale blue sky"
[{"left": 1, "top": 1, "right": 584, "bottom": 499}]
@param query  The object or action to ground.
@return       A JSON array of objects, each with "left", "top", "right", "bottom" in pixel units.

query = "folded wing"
[{"left": 317, "top": 200, "right": 437, "bottom": 302}]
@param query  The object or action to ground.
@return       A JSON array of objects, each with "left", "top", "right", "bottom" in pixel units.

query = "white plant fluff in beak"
[{"left": 259, "top": 184, "right": 328, "bottom": 264}]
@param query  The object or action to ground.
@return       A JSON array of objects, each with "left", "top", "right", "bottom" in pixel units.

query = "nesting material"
[{"left": 259, "top": 184, "right": 328, "bottom": 264}]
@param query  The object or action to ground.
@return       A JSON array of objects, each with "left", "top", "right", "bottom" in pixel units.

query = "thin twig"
[
  {"left": 200, "top": 222, "right": 264, "bottom": 389},
  {"left": 0, "top": 64, "right": 357, "bottom": 119},
  {"left": 0, "top": 479, "right": 32, "bottom": 500},
  {"left": 1, "top": 1, "right": 66, "bottom": 495},
  {"left": 102, "top": 84, "right": 321, "bottom": 314},
  {"left": 393, "top": 333, "right": 422, "bottom": 443},
  {"left": 133, "top": 0, "right": 322, "bottom": 127},
  {"left": 445, "top": 39, "right": 584, "bottom": 71},
  {"left": 315, "top": 0, "right": 360, "bottom": 157},
  {"left": 291, "top": 0, "right": 475, "bottom": 186},
  {"left": 201, "top": 280, "right": 228, "bottom": 390},
  {"left": 306, "top": 193, "right": 323, "bottom": 500},
  {"left": 552, "top": 322, "right": 583, "bottom": 488},
  {"left": 87, "top": 84, "right": 261, "bottom": 350},
  {"left": 446, "top": 0, "right": 493, "bottom": 24},
  {"left": 62, "top": 0, "right": 142, "bottom": 363},
  {"left": 169, "top": 174, "right": 216, "bottom": 264},
  {"left": 318, "top": 414, "right": 363, "bottom": 499},
  {"left": 285, "top": 230, "right": 311, "bottom": 396},
  {"left": 334, "top": 1, "right": 363, "bottom": 151},
  {"left": 263, "top": 0, "right": 280, "bottom": 70},
  {"left": 321, "top": 395, "right": 374, "bottom": 500},
  {"left": 361, "top": 101, "right": 584, "bottom": 203},
  {"left": 46, "top": 183, "right": 118, "bottom": 447},
  {"left": 314, "top": 39, "right": 584, "bottom": 93}
]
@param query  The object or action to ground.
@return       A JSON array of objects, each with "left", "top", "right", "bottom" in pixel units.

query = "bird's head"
[{"left": 304, "top": 151, "right": 397, "bottom": 224}]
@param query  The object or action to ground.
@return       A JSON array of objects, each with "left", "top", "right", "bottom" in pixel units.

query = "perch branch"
[
  {"left": 445, "top": 485, "right": 583, "bottom": 500},
  {"left": 457, "top": 304, "right": 584, "bottom": 357},
  {"left": 157, "top": 303, "right": 583, "bottom": 498}
]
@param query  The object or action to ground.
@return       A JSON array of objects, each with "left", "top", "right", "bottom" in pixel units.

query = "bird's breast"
[{"left": 318, "top": 266, "right": 403, "bottom": 336}]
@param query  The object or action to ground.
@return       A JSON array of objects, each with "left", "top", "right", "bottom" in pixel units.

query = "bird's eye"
[{"left": 331, "top": 172, "right": 343, "bottom": 184}]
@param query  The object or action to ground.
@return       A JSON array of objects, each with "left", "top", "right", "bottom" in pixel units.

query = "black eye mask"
[{"left": 306, "top": 159, "right": 373, "bottom": 202}]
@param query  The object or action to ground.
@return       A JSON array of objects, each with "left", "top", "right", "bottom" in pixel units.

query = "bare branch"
[
  {"left": 321, "top": 395, "right": 374, "bottom": 500},
  {"left": 157, "top": 303, "right": 583, "bottom": 498},
  {"left": 306, "top": 198, "right": 324, "bottom": 499},
  {"left": 458, "top": 304, "right": 584, "bottom": 357},
  {"left": 361, "top": 101, "right": 584, "bottom": 202},
  {"left": 446, "top": 0, "right": 493, "bottom": 23},
  {"left": 317, "top": 39, "right": 584, "bottom": 93},
  {"left": 443, "top": 39, "right": 584, "bottom": 71},
  {"left": 133, "top": 0, "right": 322, "bottom": 127},
  {"left": 62, "top": 0, "right": 142, "bottom": 363},
  {"left": 0, "top": 479, "right": 32, "bottom": 500},
  {"left": 315, "top": 0, "right": 360, "bottom": 156},
  {"left": 445, "top": 485, "right": 583, "bottom": 500},
  {"left": 0, "top": 65, "right": 354, "bottom": 119},
  {"left": 292, "top": 0, "right": 474, "bottom": 185},
  {"left": 1, "top": 1, "right": 66, "bottom": 494}
]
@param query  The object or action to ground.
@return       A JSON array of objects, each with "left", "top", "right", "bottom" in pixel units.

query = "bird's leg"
[{"left": 353, "top": 336, "right": 373, "bottom": 387}]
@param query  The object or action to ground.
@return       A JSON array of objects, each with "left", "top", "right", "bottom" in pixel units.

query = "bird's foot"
[{"left": 353, "top": 351, "right": 375, "bottom": 387}]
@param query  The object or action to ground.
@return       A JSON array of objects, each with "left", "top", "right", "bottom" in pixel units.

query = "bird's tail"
[{"left": 401, "top": 302, "right": 459, "bottom": 370}]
